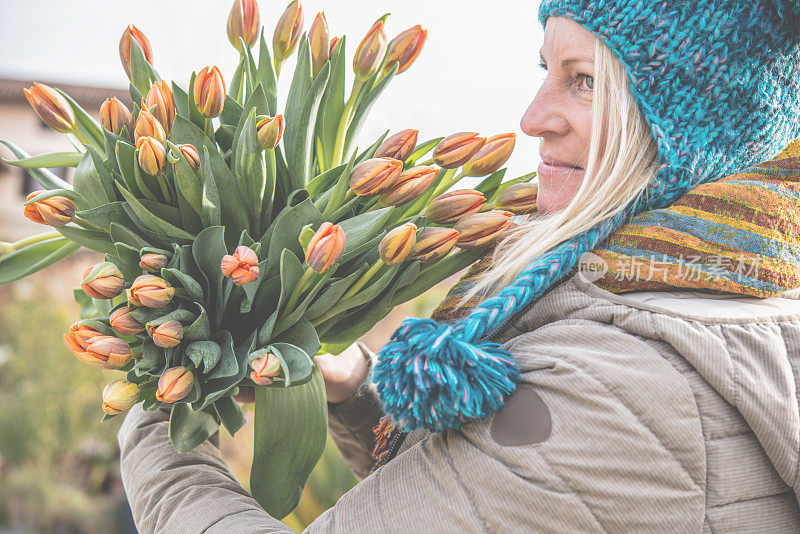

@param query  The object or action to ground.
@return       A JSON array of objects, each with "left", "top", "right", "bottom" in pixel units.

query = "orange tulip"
[
  {"left": 425, "top": 189, "right": 486, "bottom": 224},
  {"left": 139, "top": 253, "right": 167, "bottom": 273},
  {"left": 250, "top": 352, "right": 282, "bottom": 385},
  {"left": 99, "top": 97, "right": 133, "bottom": 136},
  {"left": 126, "top": 275, "right": 175, "bottom": 308},
  {"left": 82, "top": 336, "right": 133, "bottom": 370},
  {"left": 373, "top": 129, "right": 418, "bottom": 162},
  {"left": 143, "top": 80, "right": 176, "bottom": 133},
  {"left": 383, "top": 25, "right": 427, "bottom": 75},
  {"left": 134, "top": 109, "right": 166, "bottom": 145},
  {"left": 220, "top": 246, "right": 260, "bottom": 285},
  {"left": 304, "top": 222, "right": 346, "bottom": 273},
  {"left": 102, "top": 379, "right": 140, "bottom": 415},
  {"left": 379, "top": 223, "right": 418, "bottom": 265},
  {"left": 453, "top": 210, "right": 515, "bottom": 249},
  {"left": 63, "top": 322, "right": 104, "bottom": 359},
  {"left": 353, "top": 17, "right": 387, "bottom": 81},
  {"left": 227, "top": 0, "right": 261, "bottom": 52},
  {"left": 329, "top": 36, "right": 340, "bottom": 56},
  {"left": 136, "top": 136, "right": 167, "bottom": 176},
  {"left": 23, "top": 192, "right": 74, "bottom": 227},
  {"left": 411, "top": 227, "right": 460, "bottom": 262},
  {"left": 193, "top": 66, "right": 226, "bottom": 118},
  {"left": 81, "top": 263, "right": 125, "bottom": 299},
  {"left": 495, "top": 182, "right": 539, "bottom": 214},
  {"left": 156, "top": 366, "right": 194, "bottom": 403},
  {"left": 379, "top": 166, "right": 437, "bottom": 206},
  {"left": 23, "top": 82, "right": 75, "bottom": 134},
  {"left": 149, "top": 320, "right": 184, "bottom": 348},
  {"left": 119, "top": 24, "right": 153, "bottom": 80},
  {"left": 256, "top": 114, "right": 285, "bottom": 150},
  {"left": 309, "top": 12, "right": 330, "bottom": 77},
  {"left": 349, "top": 157, "right": 403, "bottom": 196},
  {"left": 109, "top": 306, "right": 145, "bottom": 336},
  {"left": 273, "top": 1, "right": 304, "bottom": 63},
  {"left": 462, "top": 133, "right": 516, "bottom": 177},
  {"left": 432, "top": 132, "right": 487, "bottom": 169},
  {"left": 176, "top": 143, "right": 200, "bottom": 171}
]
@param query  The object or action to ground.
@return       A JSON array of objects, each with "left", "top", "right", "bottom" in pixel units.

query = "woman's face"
[{"left": 520, "top": 16, "right": 597, "bottom": 215}]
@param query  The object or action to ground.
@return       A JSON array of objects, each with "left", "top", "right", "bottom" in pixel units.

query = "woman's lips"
[{"left": 538, "top": 160, "right": 584, "bottom": 175}]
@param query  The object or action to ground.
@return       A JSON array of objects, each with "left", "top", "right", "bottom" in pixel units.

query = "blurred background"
[{"left": 0, "top": 0, "right": 546, "bottom": 531}]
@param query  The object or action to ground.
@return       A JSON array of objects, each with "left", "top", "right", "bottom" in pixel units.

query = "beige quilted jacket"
[{"left": 118, "top": 271, "right": 800, "bottom": 532}]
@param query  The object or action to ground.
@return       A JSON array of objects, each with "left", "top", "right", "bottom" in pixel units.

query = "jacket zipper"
[{"left": 384, "top": 430, "right": 408, "bottom": 463}]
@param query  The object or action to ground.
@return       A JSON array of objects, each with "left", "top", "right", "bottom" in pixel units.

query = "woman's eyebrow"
[{"left": 539, "top": 50, "right": 593, "bottom": 66}]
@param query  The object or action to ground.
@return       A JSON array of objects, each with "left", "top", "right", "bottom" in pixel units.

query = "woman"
[{"left": 118, "top": 1, "right": 800, "bottom": 532}]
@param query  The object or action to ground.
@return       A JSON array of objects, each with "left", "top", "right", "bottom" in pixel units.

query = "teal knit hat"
[{"left": 371, "top": 0, "right": 800, "bottom": 433}]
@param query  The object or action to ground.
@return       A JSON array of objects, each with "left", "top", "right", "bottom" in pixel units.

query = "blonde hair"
[{"left": 462, "top": 38, "right": 661, "bottom": 304}]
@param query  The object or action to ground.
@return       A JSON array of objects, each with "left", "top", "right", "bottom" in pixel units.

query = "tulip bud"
[
  {"left": 23, "top": 192, "right": 75, "bottom": 227},
  {"left": 63, "top": 323, "right": 104, "bottom": 364},
  {"left": 349, "top": 157, "right": 403, "bottom": 196},
  {"left": 156, "top": 366, "right": 194, "bottom": 403},
  {"left": 379, "top": 223, "right": 418, "bottom": 265},
  {"left": 379, "top": 166, "right": 437, "bottom": 206},
  {"left": 23, "top": 82, "right": 76, "bottom": 134},
  {"left": 126, "top": 275, "right": 175, "bottom": 308},
  {"left": 273, "top": 1, "right": 304, "bottom": 64},
  {"left": 81, "top": 263, "right": 125, "bottom": 299},
  {"left": 304, "top": 222, "right": 346, "bottom": 273},
  {"left": 329, "top": 36, "right": 340, "bottom": 56},
  {"left": 227, "top": 0, "right": 261, "bottom": 52},
  {"left": 462, "top": 133, "right": 516, "bottom": 177},
  {"left": 109, "top": 306, "right": 145, "bottom": 335},
  {"left": 454, "top": 210, "right": 515, "bottom": 249},
  {"left": 220, "top": 246, "right": 260, "bottom": 285},
  {"left": 149, "top": 320, "right": 184, "bottom": 348},
  {"left": 134, "top": 109, "right": 166, "bottom": 145},
  {"left": 411, "top": 227, "right": 459, "bottom": 262},
  {"left": 250, "top": 352, "right": 282, "bottom": 385},
  {"left": 143, "top": 80, "right": 176, "bottom": 133},
  {"left": 383, "top": 25, "right": 427, "bottom": 75},
  {"left": 102, "top": 379, "right": 140, "bottom": 415},
  {"left": 83, "top": 336, "right": 133, "bottom": 370},
  {"left": 374, "top": 129, "right": 418, "bottom": 162},
  {"left": 425, "top": 189, "right": 486, "bottom": 224},
  {"left": 139, "top": 253, "right": 168, "bottom": 273},
  {"left": 176, "top": 143, "right": 200, "bottom": 171},
  {"left": 119, "top": 24, "right": 153, "bottom": 80},
  {"left": 432, "top": 132, "right": 486, "bottom": 169},
  {"left": 193, "top": 66, "right": 226, "bottom": 118},
  {"left": 99, "top": 97, "right": 133, "bottom": 136},
  {"left": 136, "top": 136, "right": 167, "bottom": 176},
  {"left": 353, "top": 17, "right": 387, "bottom": 81},
  {"left": 495, "top": 182, "right": 539, "bottom": 215},
  {"left": 256, "top": 114, "right": 285, "bottom": 150},
  {"left": 309, "top": 12, "right": 330, "bottom": 77}
]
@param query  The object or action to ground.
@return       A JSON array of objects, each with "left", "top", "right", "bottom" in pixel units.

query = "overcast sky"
[{"left": 0, "top": 0, "right": 546, "bottom": 180}]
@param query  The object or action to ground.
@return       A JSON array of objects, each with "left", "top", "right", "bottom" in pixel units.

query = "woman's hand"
[
  {"left": 314, "top": 341, "right": 373, "bottom": 404},
  {"left": 232, "top": 342, "right": 373, "bottom": 405}
]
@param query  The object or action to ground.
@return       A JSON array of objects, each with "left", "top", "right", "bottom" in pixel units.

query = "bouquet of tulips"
[{"left": 0, "top": 0, "right": 537, "bottom": 517}]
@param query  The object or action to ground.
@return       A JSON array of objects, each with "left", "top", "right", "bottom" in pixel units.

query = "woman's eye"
[{"left": 575, "top": 73, "right": 594, "bottom": 91}]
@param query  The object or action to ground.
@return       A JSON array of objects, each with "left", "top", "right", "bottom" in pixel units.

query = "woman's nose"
[{"left": 520, "top": 84, "right": 568, "bottom": 138}]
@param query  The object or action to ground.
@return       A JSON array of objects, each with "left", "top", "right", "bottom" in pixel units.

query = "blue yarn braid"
[{"left": 370, "top": 0, "right": 800, "bottom": 434}]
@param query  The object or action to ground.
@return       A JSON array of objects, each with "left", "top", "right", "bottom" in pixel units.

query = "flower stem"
[
  {"left": 283, "top": 268, "right": 317, "bottom": 317},
  {"left": 340, "top": 259, "right": 384, "bottom": 302},
  {"left": 204, "top": 118, "right": 215, "bottom": 142},
  {"left": 7, "top": 231, "right": 62, "bottom": 252},
  {"left": 330, "top": 79, "right": 365, "bottom": 167},
  {"left": 156, "top": 174, "right": 172, "bottom": 204}
]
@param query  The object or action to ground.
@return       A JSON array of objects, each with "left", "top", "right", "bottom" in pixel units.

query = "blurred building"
[{"left": 0, "top": 77, "right": 129, "bottom": 241}]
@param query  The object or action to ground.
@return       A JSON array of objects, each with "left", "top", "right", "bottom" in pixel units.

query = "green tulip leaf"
[
  {"left": 0, "top": 140, "right": 72, "bottom": 190},
  {"left": 474, "top": 168, "right": 508, "bottom": 199},
  {"left": 72, "top": 288, "right": 113, "bottom": 320},
  {"left": 304, "top": 262, "right": 368, "bottom": 320},
  {"left": 273, "top": 317, "right": 321, "bottom": 360},
  {"left": 75, "top": 202, "right": 137, "bottom": 233},
  {"left": 337, "top": 206, "right": 394, "bottom": 263},
  {"left": 115, "top": 180, "right": 194, "bottom": 241},
  {"left": 214, "top": 395, "right": 247, "bottom": 436},
  {"left": 186, "top": 340, "right": 222, "bottom": 374},
  {"left": 342, "top": 62, "right": 399, "bottom": 161},
  {"left": 168, "top": 402, "right": 221, "bottom": 454},
  {"left": 57, "top": 224, "right": 116, "bottom": 254},
  {"left": 0, "top": 237, "right": 79, "bottom": 284},
  {"left": 407, "top": 136, "right": 445, "bottom": 166},
  {"left": 256, "top": 28, "right": 278, "bottom": 115},
  {"left": 251, "top": 366, "right": 326, "bottom": 518},
  {"left": 2, "top": 151, "right": 83, "bottom": 169},
  {"left": 54, "top": 88, "right": 105, "bottom": 153},
  {"left": 128, "top": 36, "right": 154, "bottom": 98},
  {"left": 183, "top": 303, "right": 212, "bottom": 342},
  {"left": 315, "top": 36, "right": 346, "bottom": 169},
  {"left": 161, "top": 267, "right": 204, "bottom": 302}
]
